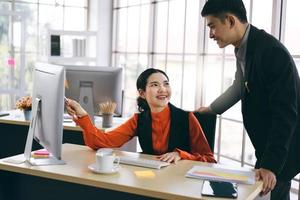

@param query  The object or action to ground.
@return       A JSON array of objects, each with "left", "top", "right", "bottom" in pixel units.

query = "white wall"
[{"left": 88, "top": 0, "right": 113, "bottom": 66}]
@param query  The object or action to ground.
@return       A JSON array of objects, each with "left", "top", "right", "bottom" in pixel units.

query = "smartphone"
[{"left": 201, "top": 180, "right": 238, "bottom": 198}]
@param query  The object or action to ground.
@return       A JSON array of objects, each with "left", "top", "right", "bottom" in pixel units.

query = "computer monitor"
[
  {"left": 24, "top": 63, "right": 65, "bottom": 165},
  {"left": 65, "top": 66, "right": 123, "bottom": 121}
]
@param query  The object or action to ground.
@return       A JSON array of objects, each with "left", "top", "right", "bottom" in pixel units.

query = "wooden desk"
[
  {"left": 0, "top": 110, "right": 136, "bottom": 158},
  {"left": 0, "top": 143, "right": 262, "bottom": 200}
]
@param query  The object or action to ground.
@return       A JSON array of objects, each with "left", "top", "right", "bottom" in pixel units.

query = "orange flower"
[{"left": 15, "top": 96, "right": 32, "bottom": 110}]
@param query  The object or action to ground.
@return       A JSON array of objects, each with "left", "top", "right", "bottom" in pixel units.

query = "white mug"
[
  {"left": 96, "top": 153, "right": 120, "bottom": 172},
  {"left": 97, "top": 148, "right": 114, "bottom": 156}
]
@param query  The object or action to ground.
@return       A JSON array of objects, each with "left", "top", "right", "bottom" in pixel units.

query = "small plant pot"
[
  {"left": 23, "top": 109, "right": 32, "bottom": 121},
  {"left": 102, "top": 113, "right": 113, "bottom": 128}
]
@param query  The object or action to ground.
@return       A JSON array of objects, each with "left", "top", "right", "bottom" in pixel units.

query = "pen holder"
[{"left": 102, "top": 113, "right": 113, "bottom": 128}]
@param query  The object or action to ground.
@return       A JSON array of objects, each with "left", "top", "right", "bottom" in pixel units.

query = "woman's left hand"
[{"left": 158, "top": 152, "right": 181, "bottom": 163}]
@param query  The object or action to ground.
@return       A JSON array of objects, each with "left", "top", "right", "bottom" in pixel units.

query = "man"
[{"left": 198, "top": 0, "right": 300, "bottom": 199}]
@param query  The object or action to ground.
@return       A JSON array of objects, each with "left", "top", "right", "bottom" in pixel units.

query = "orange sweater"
[{"left": 76, "top": 106, "right": 216, "bottom": 163}]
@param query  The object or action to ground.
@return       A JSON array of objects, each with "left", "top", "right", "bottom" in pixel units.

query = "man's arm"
[
  {"left": 196, "top": 68, "right": 243, "bottom": 114},
  {"left": 209, "top": 68, "right": 243, "bottom": 114}
]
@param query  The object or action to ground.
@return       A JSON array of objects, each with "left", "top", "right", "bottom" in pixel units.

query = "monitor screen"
[
  {"left": 65, "top": 66, "right": 123, "bottom": 118},
  {"left": 24, "top": 63, "right": 65, "bottom": 165}
]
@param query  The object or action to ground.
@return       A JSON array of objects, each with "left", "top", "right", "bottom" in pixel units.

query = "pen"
[{"left": 245, "top": 82, "right": 250, "bottom": 93}]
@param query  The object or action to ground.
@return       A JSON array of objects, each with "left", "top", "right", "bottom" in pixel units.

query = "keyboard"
[{"left": 119, "top": 156, "right": 171, "bottom": 169}]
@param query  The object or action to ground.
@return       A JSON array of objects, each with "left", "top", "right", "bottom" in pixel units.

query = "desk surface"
[{"left": 0, "top": 143, "right": 262, "bottom": 200}]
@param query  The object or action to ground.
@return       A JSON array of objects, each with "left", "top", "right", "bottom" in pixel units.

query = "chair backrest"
[{"left": 193, "top": 112, "right": 216, "bottom": 151}]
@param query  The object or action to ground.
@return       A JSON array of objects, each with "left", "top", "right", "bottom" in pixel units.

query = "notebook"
[{"left": 186, "top": 165, "right": 255, "bottom": 184}]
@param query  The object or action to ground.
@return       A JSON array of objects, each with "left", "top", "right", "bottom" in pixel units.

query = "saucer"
[{"left": 88, "top": 163, "right": 120, "bottom": 174}]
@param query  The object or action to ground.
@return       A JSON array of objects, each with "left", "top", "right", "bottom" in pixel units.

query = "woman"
[{"left": 66, "top": 68, "right": 216, "bottom": 163}]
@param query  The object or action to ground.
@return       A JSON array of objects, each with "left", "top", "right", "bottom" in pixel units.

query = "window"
[
  {"left": 0, "top": 11, "right": 25, "bottom": 110},
  {"left": 112, "top": 0, "right": 299, "bottom": 196},
  {"left": 113, "top": 0, "right": 199, "bottom": 114},
  {"left": 282, "top": 0, "right": 300, "bottom": 197},
  {"left": 0, "top": 0, "right": 87, "bottom": 110},
  {"left": 284, "top": 0, "right": 300, "bottom": 56}
]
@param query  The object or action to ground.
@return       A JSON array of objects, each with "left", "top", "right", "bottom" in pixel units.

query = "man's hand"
[
  {"left": 195, "top": 106, "right": 213, "bottom": 113},
  {"left": 158, "top": 152, "right": 181, "bottom": 163},
  {"left": 255, "top": 168, "right": 276, "bottom": 196}
]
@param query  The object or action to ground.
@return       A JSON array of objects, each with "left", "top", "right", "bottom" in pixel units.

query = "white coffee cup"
[
  {"left": 96, "top": 152, "right": 120, "bottom": 172},
  {"left": 97, "top": 148, "right": 114, "bottom": 156}
]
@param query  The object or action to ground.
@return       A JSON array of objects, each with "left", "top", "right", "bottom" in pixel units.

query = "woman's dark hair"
[
  {"left": 136, "top": 68, "right": 169, "bottom": 112},
  {"left": 201, "top": 0, "right": 248, "bottom": 24}
]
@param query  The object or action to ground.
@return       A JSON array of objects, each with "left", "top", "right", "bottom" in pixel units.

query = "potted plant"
[{"left": 15, "top": 95, "right": 32, "bottom": 120}]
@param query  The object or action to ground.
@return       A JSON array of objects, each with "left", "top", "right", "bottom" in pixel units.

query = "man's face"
[{"left": 205, "top": 15, "right": 233, "bottom": 48}]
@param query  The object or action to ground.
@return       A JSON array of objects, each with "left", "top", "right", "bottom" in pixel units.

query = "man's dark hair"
[{"left": 201, "top": 0, "right": 248, "bottom": 23}]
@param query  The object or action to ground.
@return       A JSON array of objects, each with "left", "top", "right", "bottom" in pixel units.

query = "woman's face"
[{"left": 139, "top": 72, "right": 171, "bottom": 112}]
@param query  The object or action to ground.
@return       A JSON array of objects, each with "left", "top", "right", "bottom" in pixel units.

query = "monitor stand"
[
  {"left": 24, "top": 98, "right": 65, "bottom": 166},
  {"left": 79, "top": 81, "right": 94, "bottom": 124}
]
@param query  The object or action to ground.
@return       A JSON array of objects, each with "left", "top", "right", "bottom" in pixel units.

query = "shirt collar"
[
  {"left": 151, "top": 105, "right": 170, "bottom": 119},
  {"left": 235, "top": 24, "right": 250, "bottom": 60}
]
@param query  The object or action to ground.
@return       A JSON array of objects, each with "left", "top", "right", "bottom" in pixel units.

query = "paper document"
[{"left": 186, "top": 165, "right": 255, "bottom": 184}]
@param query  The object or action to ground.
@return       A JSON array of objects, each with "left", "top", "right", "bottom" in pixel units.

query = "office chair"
[{"left": 193, "top": 112, "right": 217, "bottom": 151}]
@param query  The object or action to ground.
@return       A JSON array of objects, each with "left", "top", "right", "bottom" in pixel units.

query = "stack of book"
[
  {"left": 50, "top": 35, "right": 61, "bottom": 56},
  {"left": 72, "top": 38, "right": 86, "bottom": 57},
  {"left": 185, "top": 165, "right": 255, "bottom": 184},
  {"left": 31, "top": 149, "right": 50, "bottom": 159}
]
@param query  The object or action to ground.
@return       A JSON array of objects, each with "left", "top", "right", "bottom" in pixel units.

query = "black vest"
[{"left": 136, "top": 103, "right": 190, "bottom": 154}]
